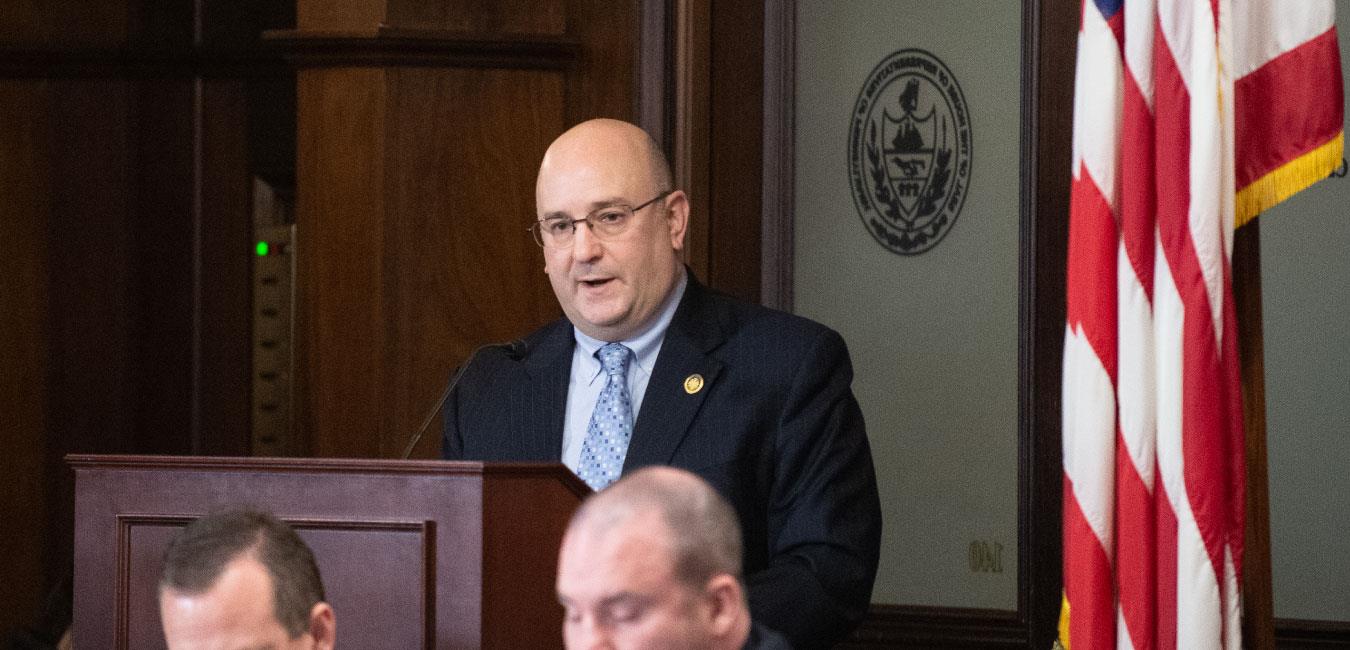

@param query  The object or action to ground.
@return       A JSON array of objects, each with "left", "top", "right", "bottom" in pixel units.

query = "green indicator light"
[{"left": 256, "top": 241, "right": 270, "bottom": 257}]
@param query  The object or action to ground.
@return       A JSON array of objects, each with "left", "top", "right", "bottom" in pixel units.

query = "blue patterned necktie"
[{"left": 576, "top": 343, "right": 634, "bottom": 491}]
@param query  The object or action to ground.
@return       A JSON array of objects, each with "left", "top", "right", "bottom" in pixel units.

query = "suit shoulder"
[
  {"left": 520, "top": 317, "right": 572, "bottom": 351},
  {"left": 703, "top": 288, "right": 842, "bottom": 344},
  {"left": 453, "top": 318, "right": 570, "bottom": 384}
]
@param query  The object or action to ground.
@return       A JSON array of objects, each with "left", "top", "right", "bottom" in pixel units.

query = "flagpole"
[{"left": 1233, "top": 218, "right": 1275, "bottom": 650}]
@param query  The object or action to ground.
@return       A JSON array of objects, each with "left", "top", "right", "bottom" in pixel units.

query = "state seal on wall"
[{"left": 848, "top": 49, "right": 971, "bottom": 255}]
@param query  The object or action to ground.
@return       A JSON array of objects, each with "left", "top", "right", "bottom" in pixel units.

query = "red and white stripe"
[{"left": 1061, "top": 1, "right": 1341, "bottom": 649}]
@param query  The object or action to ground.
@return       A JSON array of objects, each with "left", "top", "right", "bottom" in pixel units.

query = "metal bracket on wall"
[{"left": 252, "top": 177, "right": 296, "bottom": 456}]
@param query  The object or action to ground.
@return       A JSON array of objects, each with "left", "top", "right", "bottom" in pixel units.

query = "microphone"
[{"left": 399, "top": 339, "right": 529, "bottom": 459}]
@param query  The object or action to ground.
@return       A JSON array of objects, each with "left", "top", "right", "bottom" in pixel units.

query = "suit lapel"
[
  {"left": 521, "top": 319, "right": 574, "bottom": 459},
  {"left": 623, "top": 274, "right": 729, "bottom": 470}
]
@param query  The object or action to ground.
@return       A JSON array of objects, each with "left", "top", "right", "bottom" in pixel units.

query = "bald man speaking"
[{"left": 443, "top": 119, "right": 881, "bottom": 648}]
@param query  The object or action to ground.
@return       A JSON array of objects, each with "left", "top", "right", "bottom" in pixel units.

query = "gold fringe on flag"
[
  {"left": 1235, "top": 132, "right": 1345, "bottom": 228},
  {"left": 1056, "top": 593, "right": 1071, "bottom": 650}
]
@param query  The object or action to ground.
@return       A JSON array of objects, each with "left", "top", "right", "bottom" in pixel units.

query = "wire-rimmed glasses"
[{"left": 529, "top": 191, "right": 672, "bottom": 248}]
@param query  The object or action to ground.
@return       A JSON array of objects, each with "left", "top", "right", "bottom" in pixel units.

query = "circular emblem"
[
  {"left": 683, "top": 374, "right": 704, "bottom": 395},
  {"left": 848, "top": 49, "right": 972, "bottom": 255}
]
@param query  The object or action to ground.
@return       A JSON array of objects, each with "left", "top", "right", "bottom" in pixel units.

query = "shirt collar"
[{"left": 573, "top": 271, "right": 688, "bottom": 380}]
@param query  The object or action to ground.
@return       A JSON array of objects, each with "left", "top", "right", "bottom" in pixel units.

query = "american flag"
[{"left": 1060, "top": 1, "right": 1343, "bottom": 649}]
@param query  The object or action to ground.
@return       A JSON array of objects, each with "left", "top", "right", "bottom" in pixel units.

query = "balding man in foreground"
[
  {"left": 445, "top": 118, "right": 881, "bottom": 648},
  {"left": 557, "top": 467, "right": 791, "bottom": 650},
  {"left": 158, "top": 509, "right": 336, "bottom": 650}
]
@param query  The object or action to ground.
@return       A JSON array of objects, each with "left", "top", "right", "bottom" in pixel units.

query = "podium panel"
[{"left": 70, "top": 455, "right": 587, "bottom": 649}]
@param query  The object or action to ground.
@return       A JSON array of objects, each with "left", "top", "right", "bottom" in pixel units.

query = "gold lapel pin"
[{"left": 683, "top": 374, "right": 704, "bottom": 395}]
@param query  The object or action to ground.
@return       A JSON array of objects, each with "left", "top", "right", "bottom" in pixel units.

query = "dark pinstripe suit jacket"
[{"left": 444, "top": 271, "right": 882, "bottom": 649}]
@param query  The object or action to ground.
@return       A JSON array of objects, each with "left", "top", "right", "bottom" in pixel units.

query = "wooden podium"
[{"left": 69, "top": 455, "right": 589, "bottom": 649}]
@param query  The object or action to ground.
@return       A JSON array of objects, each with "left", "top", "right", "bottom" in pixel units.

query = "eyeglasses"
[{"left": 529, "top": 191, "right": 672, "bottom": 248}]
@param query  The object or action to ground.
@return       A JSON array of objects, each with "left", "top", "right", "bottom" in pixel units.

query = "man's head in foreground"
[
  {"left": 556, "top": 467, "right": 752, "bottom": 650},
  {"left": 158, "top": 509, "right": 335, "bottom": 650}
]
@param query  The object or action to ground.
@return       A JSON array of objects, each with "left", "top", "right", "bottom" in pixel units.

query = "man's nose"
[
  {"left": 568, "top": 619, "right": 613, "bottom": 650},
  {"left": 570, "top": 221, "right": 603, "bottom": 262}
]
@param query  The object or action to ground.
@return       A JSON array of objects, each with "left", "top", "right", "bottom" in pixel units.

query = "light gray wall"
[
  {"left": 792, "top": 2, "right": 1350, "bottom": 620},
  {"left": 794, "top": 1, "right": 1021, "bottom": 609},
  {"left": 1259, "top": 3, "right": 1350, "bottom": 621}
]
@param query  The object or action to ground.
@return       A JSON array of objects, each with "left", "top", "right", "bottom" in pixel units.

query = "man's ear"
[
  {"left": 308, "top": 602, "right": 337, "bottom": 650},
  {"left": 702, "top": 574, "right": 746, "bottom": 638},
  {"left": 664, "top": 190, "right": 690, "bottom": 251}
]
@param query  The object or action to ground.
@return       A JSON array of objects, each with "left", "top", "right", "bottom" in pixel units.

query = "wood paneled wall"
[
  {"left": 704, "top": 0, "right": 764, "bottom": 302},
  {"left": 666, "top": 0, "right": 766, "bottom": 304},
  {"left": 283, "top": 0, "right": 643, "bottom": 459},
  {"left": 0, "top": 0, "right": 292, "bottom": 637},
  {"left": 1, "top": 0, "right": 767, "bottom": 638},
  {"left": 0, "top": 78, "right": 54, "bottom": 639}
]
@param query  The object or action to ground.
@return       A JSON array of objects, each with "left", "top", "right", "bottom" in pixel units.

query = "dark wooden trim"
[
  {"left": 760, "top": 0, "right": 794, "bottom": 311},
  {"left": 1021, "top": 0, "right": 1076, "bottom": 647},
  {"left": 66, "top": 454, "right": 593, "bottom": 504},
  {"left": 1235, "top": 220, "right": 1278, "bottom": 648},
  {"left": 638, "top": 0, "right": 673, "bottom": 152},
  {"left": 0, "top": 48, "right": 288, "bottom": 78},
  {"left": 190, "top": 76, "right": 206, "bottom": 455},
  {"left": 703, "top": 0, "right": 764, "bottom": 302},
  {"left": 262, "top": 28, "right": 580, "bottom": 69},
  {"left": 840, "top": 605, "right": 1026, "bottom": 648},
  {"left": 67, "top": 454, "right": 579, "bottom": 482},
  {"left": 672, "top": 0, "right": 711, "bottom": 281},
  {"left": 1274, "top": 618, "right": 1350, "bottom": 648}
]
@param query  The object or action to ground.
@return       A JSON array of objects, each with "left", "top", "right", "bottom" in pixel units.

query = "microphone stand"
[{"left": 399, "top": 340, "right": 526, "bottom": 460}]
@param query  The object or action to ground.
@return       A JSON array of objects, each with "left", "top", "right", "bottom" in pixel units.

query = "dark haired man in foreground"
[{"left": 158, "top": 509, "right": 336, "bottom": 650}]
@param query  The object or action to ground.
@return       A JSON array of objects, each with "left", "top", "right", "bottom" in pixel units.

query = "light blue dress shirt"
[{"left": 561, "top": 272, "right": 688, "bottom": 473}]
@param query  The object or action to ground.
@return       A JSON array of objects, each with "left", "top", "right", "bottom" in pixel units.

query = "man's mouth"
[{"left": 578, "top": 277, "right": 614, "bottom": 288}]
